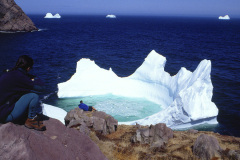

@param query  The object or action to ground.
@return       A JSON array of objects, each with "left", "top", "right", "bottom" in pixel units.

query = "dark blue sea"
[{"left": 0, "top": 15, "right": 239, "bottom": 137}]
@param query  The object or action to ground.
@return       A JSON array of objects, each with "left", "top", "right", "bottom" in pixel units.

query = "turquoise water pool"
[{"left": 53, "top": 94, "right": 162, "bottom": 122}]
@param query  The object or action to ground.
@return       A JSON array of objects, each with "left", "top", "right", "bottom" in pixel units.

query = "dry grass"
[{"left": 87, "top": 125, "right": 240, "bottom": 160}]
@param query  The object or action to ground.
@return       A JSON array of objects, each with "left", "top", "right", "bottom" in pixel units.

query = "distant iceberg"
[
  {"left": 218, "top": 15, "right": 230, "bottom": 20},
  {"left": 106, "top": 14, "right": 116, "bottom": 18},
  {"left": 57, "top": 50, "right": 218, "bottom": 129},
  {"left": 44, "top": 13, "right": 61, "bottom": 18}
]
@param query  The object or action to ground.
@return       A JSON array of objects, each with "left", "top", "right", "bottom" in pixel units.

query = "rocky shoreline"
[
  {"left": 65, "top": 108, "right": 240, "bottom": 160},
  {"left": 0, "top": 108, "right": 240, "bottom": 160}
]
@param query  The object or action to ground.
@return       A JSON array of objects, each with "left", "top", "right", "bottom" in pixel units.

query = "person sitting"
[
  {"left": 78, "top": 100, "right": 96, "bottom": 112},
  {"left": 0, "top": 55, "right": 46, "bottom": 131}
]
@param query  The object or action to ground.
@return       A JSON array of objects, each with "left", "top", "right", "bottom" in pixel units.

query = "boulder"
[
  {"left": 187, "top": 129, "right": 199, "bottom": 134},
  {"left": 93, "top": 111, "right": 118, "bottom": 134},
  {"left": 193, "top": 134, "right": 222, "bottom": 160},
  {"left": 0, "top": 118, "right": 107, "bottom": 160},
  {"left": 227, "top": 149, "right": 240, "bottom": 160},
  {"left": 0, "top": 0, "right": 38, "bottom": 32},
  {"left": 131, "top": 123, "right": 173, "bottom": 149},
  {"left": 65, "top": 108, "right": 118, "bottom": 135}
]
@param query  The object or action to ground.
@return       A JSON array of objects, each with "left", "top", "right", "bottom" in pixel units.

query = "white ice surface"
[
  {"left": 44, "top": 13, "right": 61, "bottom": 18},
  {"left": 42, "top": 103, "right": 67, "bottom": 124},
  {"left": 57, "top": 50, "right": 218, "bottom": 128},
  {"left": 218, "top": 15, "right": 230, "bottom": 20},
  {"left": 106, "top": 14, "right": 116, "bottom": 18}
]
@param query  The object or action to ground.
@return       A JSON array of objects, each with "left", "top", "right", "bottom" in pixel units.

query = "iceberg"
[
  {"left": 106, "top": 14, "right": 116, "bottom": 18},
  {"left": 57, "top": 50, "right": 218, "bottom": 128},
  {"left": 42, "top": 103, "right": 67, "bottom": 124},
  {"left": 218, "top": 15, "right": 230, "bottom": 20},
  {"left": 44, "top": 13, "right": 61, "bottom": 18}
]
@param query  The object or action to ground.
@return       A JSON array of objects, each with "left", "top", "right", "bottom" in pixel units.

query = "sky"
[{"left": 15, "top": 0, "right": 240, "bottom": 17}]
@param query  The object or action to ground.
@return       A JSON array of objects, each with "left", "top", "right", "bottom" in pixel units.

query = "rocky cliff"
[
  {"left": 0, "top": 0, "right": 38, "bottom": 32},
  {"left": 64, "top": 108, "right": 240, "bottom": 160},
  {"left": 1, "top": 109, "right": 240, "bottom": 160},
  {"left": 0, "top": 117, "right": 107, "bottom": 160}
]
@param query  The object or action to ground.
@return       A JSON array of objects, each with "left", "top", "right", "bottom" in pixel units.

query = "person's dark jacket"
[{"left": 0, "top": 69, "right": 44, "bottom": 122}]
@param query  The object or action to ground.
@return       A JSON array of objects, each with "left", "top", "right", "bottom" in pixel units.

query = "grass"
[{"left": 85, "top": 125, "right": 240, "bottom": 160}]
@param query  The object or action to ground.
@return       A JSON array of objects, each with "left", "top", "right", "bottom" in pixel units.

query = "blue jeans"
[{"left": 5, "top": 93, "right": 42, "bottom": 122}]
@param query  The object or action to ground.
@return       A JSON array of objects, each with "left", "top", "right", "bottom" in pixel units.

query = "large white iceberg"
[
  {"left": 218, "top": 15, "right": 230, "bottom": 20},
  {"left": 44, "top": 13, "right": 61, "bottom": 18},
  {"left": 57, "top": 50, "right": 218, "bottom": 128},
  {"left": 106, "top": 14, "right": 116, "bottom": 18}
]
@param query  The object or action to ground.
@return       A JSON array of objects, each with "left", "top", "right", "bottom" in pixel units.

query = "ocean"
[{"left": 0, "top": 15, "right": 239, "bottom": 137}]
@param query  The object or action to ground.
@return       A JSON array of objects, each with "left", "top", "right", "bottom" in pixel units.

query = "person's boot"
[{"left": 24, "top": 116, "right": 46, "bottom": 131}]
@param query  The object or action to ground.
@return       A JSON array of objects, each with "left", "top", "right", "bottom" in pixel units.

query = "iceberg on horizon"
[
  {"left": 218, "top": 15, "right": 230, "bottom": 20},
  {"left": 57, "top": 50, "right": 218, "bottom": 129},
  {"left": 106, "top": 14, "right": 116, "bottom": 18},
  {"left": 44, "top": 13, "right": 61, "bottom": 18}
]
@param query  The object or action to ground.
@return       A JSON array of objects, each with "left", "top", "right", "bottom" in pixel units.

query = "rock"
[
  {"left": 0, "top": 0, "right": 38, "bottom": 32},
  {"left": 93, "top": 111, "right": 118, "bottom": 134},
  {"left": 131, "top": 123, "right": 173, "bottom": 150},
  {"left": 149, "top": 123, "right": 174, "bottom": 144},
  {"left": 65, "top": 108, "right": 92, "bottom": 127},
  {"left": 68, "top": 119, "right": 85, "bottom": 128},
  {"left": 0, "top": 118, "right": 107, "bottom": 160},
  {"left": 65, "top": 108, "right": 118, "bottom": 135},
  {"left": 188, "top": 129, "right": 199, "bottom": 134},
  {"left": 79, "top": 122, "right": 91, "bottom": 136},
  {"left": 136, "top": 123, "right": 141, "bottom": 129},
  {"left": 227, "top": 150, "right": 240, "bottom": 160},
  {"left": 193, "top": 134, "right": 222, "bottom": 160},
  {"left": 92, "top": 116, "right": 106, "bottom": 133}
]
